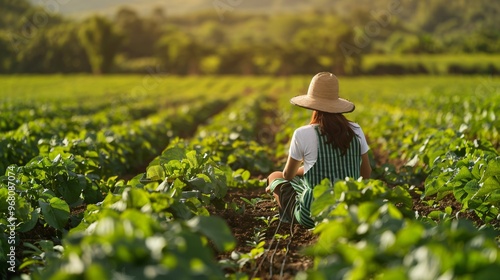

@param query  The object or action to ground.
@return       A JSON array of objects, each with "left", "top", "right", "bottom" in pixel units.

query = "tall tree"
[
  {"left": 114, "top": 7, "right": 145, "bottom": 58},
  {"left": 78, "top": 16, "right": 123, "bottom": 74},
  {"left": 0, "top": 33, "right": 13, "bottom": 73},
  {"left": 156, "top": 28, "right": 206, "bottom": 75}
]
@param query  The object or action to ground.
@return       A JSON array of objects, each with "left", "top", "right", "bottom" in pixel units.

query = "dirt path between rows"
[{"left": 211, "top": 187, "right": 316, "bottom": 279}]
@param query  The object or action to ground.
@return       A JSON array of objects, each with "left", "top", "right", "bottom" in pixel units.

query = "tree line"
[{"left": 0, "top": 0, "right": 499, "bottom": 75}]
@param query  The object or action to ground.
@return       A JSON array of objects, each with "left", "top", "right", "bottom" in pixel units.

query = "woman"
[{"left": 266, "top": 72, "right": 371, "bottom": 229}]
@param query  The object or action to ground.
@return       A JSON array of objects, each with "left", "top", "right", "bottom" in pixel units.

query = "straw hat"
[{"left": 290, "top": 72, "right": 355, "bottom": 113}]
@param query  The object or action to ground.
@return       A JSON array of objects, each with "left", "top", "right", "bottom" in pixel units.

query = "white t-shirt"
[{"left": 289, "top": 123, "right": 369, "bottom": 173}]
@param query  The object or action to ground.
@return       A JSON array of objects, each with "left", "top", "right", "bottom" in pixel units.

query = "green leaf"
[
  {"left": 125, "top": 188, "right": 151, "bottom": 209},
  {"left": 454, "top": 166, "right": 472, "bottom": 182},
  {"left": 57, "top": 179, "right": 84, "bottom": 205},
  {"left": 18, "top": 209, "right": 39, "bottom": 232},
  {"left": 482, "top": 157, "right": 500, "bottom": 181},
  {"left": 185, "top": 150, "right": 199, "bottom": 168},
  {"left": 86, "top": 264, "right": 110, "bottom": 279},
  {"left": 384, "top": 203, "right": 403, "bottom": 219},
  {"left": 241, "top": 170, "right": 251, "bottom": 181},
  {"left": 160, "top": 147, "right": 187, "bottom": 162},
  {"left": 39, "top": 197, "right": 70, "bottom": 230},
  {"left": 188, "top": 177, "right": 210, "bottom": 193},
  {"left": 464, "top": 179, "right": 480, "bottom": 194},
  {"left": 40, "top": 189, "right": 57, "bottom": 201},
  {"left": 475, "top": 176, "right": 500, "bottom": 198},
  {"left": 146, "top": 165, "right": 165, "bottom": 181},
  {"left": 120, "top": 210, "right": 156, "bottom": 237},
  {"left": 485, "top": 190, "right": 500, "bottom": 204},
  {"left": 38, "top": 240, "right": 55, "bottom": 253},
  {"left": 392, "top": 222, "right": 424, "bottom": 251},
  {"left": 311, "top": 183, "right": 336, "bottom": 218},
  {"left": 187, "top": 216, "right": 235, "bottom": 252},
  {"left": 428, "top": 210, "right": 445, "bottom": 220},
  {"left": 164, "top": 160, "right": 183, "bottom": 177},
  {"left": 182, "top": 191, "right": 201, "bottom": 199},
  {"left": 453, "top": 184, "right": 469, "bottom": 203},
  {"left": 0, "top": 188, "right": 10, "bottom": 212},
  {"left": 83, "top": 182, "right": 104, "bottom": 204},
  {"left": 358, "top": 202, "right": 380, "bottom": 222},
  {"left": 169, "top": 201, "right": 194, "bottom": 220},
  {"left": 472, "top": 159, "right": 486, "bottom": 179}
]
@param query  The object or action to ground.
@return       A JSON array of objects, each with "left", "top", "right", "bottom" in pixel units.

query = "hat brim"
[{"left": 290, "top": 95, "right": 355, "bottom": 113}]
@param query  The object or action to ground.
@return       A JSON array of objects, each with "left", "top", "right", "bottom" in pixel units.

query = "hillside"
[{"left": 2, "top": 0, "right": 498, "bottom": 75}]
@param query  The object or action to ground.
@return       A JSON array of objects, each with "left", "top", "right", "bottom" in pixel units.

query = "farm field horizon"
[
  {"left": 2, "top": 73, "right": 499, "bottom": 100},
  {"left": 1, "top": 74, "right": 500, "bottom": 279}
]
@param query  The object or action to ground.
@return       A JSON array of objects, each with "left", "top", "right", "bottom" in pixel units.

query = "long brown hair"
[{"left": 310, "top": 110, "right": 355, "bottom": 155}]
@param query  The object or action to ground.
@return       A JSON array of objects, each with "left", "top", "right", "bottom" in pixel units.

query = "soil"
[{"left": 210, "top": 187, "right": 316, "bottom": 280}]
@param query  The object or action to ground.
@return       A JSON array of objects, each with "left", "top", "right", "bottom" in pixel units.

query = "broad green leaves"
[
  {"left": 424, "top": 140, "right": 500, "bottom": 223},
  {"left": 39, "top": 198, "right": 70, "bottom": 230},
  {"left": 146, "top": 165, "right": 165, "bottom": 182},
  {"left": 187, "top": 216, "right": 236, "bottom": 252},
  {"left": 304, "top": 175, "right": 500, "bottom": 279},
  {"left": 37, "top": 210, "right": 234, "bottom": 280},
  {"left": 144, "top": 146, "right": 229, "bottom": 201},
  {"left": 311, "top": 178, "right": 413, "bottom": 223}
]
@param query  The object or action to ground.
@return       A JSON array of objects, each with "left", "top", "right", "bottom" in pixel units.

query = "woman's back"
[
  {"left": 304, "top": 125, "right": 362, "bottom": 187},
  {"left": 289, "top": 122, "right": 369, "bottom": 185}
]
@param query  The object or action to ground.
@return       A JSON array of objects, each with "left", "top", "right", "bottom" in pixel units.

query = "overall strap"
[
  {"left": 304, "top": 125, "right": 361, "bottom": 188},
  {"left": 294, "top": 125, "right": 362, "bottom": 229}
]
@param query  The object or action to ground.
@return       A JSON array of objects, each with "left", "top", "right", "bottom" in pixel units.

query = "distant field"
[
  {"left": 362, "top": 54, "right": 500, "bottom": 75},
  {"left": 2, "top": 73, "right": 499, "bottom": 100},
  {"left": 1, "top": 74, "right": 499, "bottom": 139}
]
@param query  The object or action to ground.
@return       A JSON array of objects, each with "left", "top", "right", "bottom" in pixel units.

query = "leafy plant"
[
  {"left": 300, "top": 201, "right": 500, "bottom": 280},
  {"left": 29, "top": 211, "right": 235, "bottom": 280},
  {"left": 256, "top": 215, "right": 278, "bottom": 227},
  {"left": 240, "top": 197, "right": 263, "bottom": 210},
  {"left": 424, "top": 137, "right": 500, "bottom": 224}
]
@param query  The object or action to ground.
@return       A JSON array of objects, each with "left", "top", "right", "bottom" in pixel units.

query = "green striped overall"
[{"left": 275, "top": 126, "right": 361, "bottom": 228}]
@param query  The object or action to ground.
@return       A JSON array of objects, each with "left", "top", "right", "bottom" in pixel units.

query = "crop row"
[
  {"left": 0, "top": 93, "right": 235, "bottom": 278},
  {"left": 7, "top": 89, "right": 281, "bottom": 278},
  {"left": 0, "top": 76, "right": 284, "bottom": 278}
]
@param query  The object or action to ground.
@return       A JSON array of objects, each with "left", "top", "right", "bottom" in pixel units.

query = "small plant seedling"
[
  {"left": 240, "top": 197, "right": 263, "bottom": 209},
  {"left": 256, "top": 215, "right": 278, "bottom": 227},
  {"left": 237, "top": 241, "right": 266, "bottom": 270},
  {"left": 228, "top": 201, "right": 245, "bottom": 214},
  {"left": 274, "top": 233, "right": 290, "bottom": 241},
  {"left": 245, "top": 227, "right": 266, "bottom": 247}
]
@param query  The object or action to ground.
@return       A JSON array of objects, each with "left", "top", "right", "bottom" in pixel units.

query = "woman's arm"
[
  {"left": 360, "top": 152, "right": 371, "bottom": 179},
  {"left": 296, "top": 166, "right": 305, "bottom": 176},
  {"left": 282, "top": 156, "right": 302, "bottom": 181}
]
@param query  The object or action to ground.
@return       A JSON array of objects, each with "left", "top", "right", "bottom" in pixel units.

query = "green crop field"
[{"left": 1, "top": 74, "right": 500, "bottom": 279}]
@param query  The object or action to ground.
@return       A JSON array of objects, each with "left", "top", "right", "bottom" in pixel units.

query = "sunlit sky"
[{"left": 28, "top": 0, "right": 332, "bottom": 18}]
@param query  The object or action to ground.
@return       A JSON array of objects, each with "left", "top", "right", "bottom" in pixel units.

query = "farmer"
[{"left": 266, "top": 72, "right": 371, "bottom": 229}]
